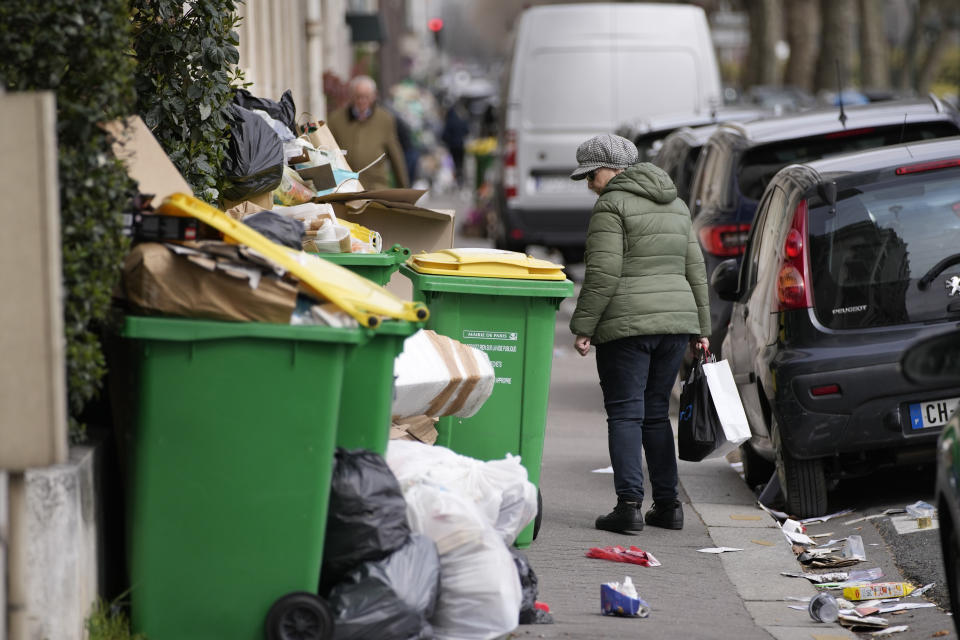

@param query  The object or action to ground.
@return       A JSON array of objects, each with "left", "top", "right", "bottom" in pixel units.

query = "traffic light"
[{"left": 428, "top": 17, "right": 443, "bottom": 48}]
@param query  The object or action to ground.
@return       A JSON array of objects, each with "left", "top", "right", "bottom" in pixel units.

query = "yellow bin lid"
[{"left": 408, "top": 248, "right": 566, "bottom": 280}]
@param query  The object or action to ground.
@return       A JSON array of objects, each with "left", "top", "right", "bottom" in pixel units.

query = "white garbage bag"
[
  {"left": 387, "top": 440, "right": 537, "bottom": 545},
  {"left": 403, "top": 480, "right": 521, "bottom": 640}
]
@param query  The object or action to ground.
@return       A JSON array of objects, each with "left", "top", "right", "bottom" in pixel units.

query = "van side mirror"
[
  {"left": 901, "top": 330, "right": 960, "bottom": 386},
  {"left": 711, "top": 259, "right": 741, "bottom": 301}
]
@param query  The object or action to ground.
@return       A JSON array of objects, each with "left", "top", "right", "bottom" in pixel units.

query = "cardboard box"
[
  {"left": 222, "top": 190, "right": 274, "bottom": 212},
  {"left": 315, "top": 189, "right": 454, "bottom": 297},
  {"left": 393, "top": 330, "right": 494, "bottom": 419},
  {"left": 104, "top": 116, "right": 193, "bottom": 207},
  {"left": 389, "top": 414, "right": 439, "bottom": 444}
]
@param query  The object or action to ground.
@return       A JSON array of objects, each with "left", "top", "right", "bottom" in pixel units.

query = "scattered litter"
[
  {"left": 838, "top": 613, "right": 889, "bottom": 631},
  {"left": 800, "top": 508, "right": 855, "bottom": 525},
  {"left": 600, "top": 577, "right": 650, "bottom": 618},
  {"left": 586, "top": 546, "right": 661, "bottom": 567},
  {"left": 890, "top": 514, "right": 940, "bottom": 535},
  {"left": 781, "top": 571, "right": 851, "bottom": 584},
  {"left": 788, "top": 605, "right": 808, "bottom": 611},
  {"left": 592, "top": 466, "right": 614, "bottom": 474},
  {"left": 781, "top": 519, "right": 816, "bottom": 546},
  {"left": 697, "top": 547, "right": 744, "bottom": 554},
  {"left": 799, "top": 535, "right": 866, "bottom": 568},
  {"left": 810, "top": 532, "right": 835, "bottom": 539},
  {"left": 844, "top": 509, "right": 906, "bottom": 525},
  {"left": 933, "top": 630, "right": 951, "bottom": 637},
  {"left": 730, "top": 514, "right": 763, "bottom": 521},
  {"left": 843, "top": 582, "right": 915, "bottom": 601},
  {"left": 808, "top": 592, "right": 840, "bottom": 623},
  {"left": 757, "top": 501, "right": 790, "bottom": 521},
  {"left": 907, "top": 583, "right": 935, "bottom": 597},
  {"left": 729, "top": 461, "right": 744, "bottom": 472},
  {"left": 870, "top": 626, "right": 909, "bottom": 636},
  {"left": 878, "top": 602, "right": 935, "bottom": 614},
  {"left": 751, "top": 539, "right": 775, "bottom": 546},
  {"left": 905, "top": 501, "right": 935, "bottom": 519}
]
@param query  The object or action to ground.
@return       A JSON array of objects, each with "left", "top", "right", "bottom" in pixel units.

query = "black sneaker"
[
  {"left": 644, "top": 501, "right": 684, "bottom": 530},
  {"left": 595, "top": 499, "right": 644, "bottom": 533}
]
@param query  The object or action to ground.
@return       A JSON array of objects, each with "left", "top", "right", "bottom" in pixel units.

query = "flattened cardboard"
[
  {"left": 122, "top": 243, "right": 297, "bottom": 323},
  {"left": 314, "top": 188, "right": 427, "bottom": 205},
  {"left": 104, "top": 116, "right": 193, "bottom": 207},
  {"left": 222, "top": 190, "right": 273, "bottom": 212},
  {"left": 297, "top": 163, "right": 337, "bottom": 191}
]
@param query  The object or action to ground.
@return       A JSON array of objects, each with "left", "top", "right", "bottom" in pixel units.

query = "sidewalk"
[{"left": 513, "top": 309, "right": 852, "bottom": 639}]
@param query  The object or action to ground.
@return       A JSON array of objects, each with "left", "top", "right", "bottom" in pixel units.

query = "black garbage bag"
[
  {"left": 241, "top": 211, "right": 303, "bottom": 250},
  {"left": 511, "top": 549, "right": 554, "bottom": 624},
  {"left": 321, "top": 448, "right": 411, "bottom": 593},
  {"left": 327, "top": 534, "right": 441, "bottom": 640},
  {"left": 221, "top": 104, "right": 284, "bottom": 202},
  {"left": 233, "top": 88, "right": 297, "bottom": 135}
]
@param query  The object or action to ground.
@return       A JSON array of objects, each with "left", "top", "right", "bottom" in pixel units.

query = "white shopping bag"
[{"left": 700, "top": 359, "right": 751, "bottom": 459}]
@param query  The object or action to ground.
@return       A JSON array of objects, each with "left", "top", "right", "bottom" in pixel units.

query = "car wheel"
[
  {"left": 740, "top": 441, "right": 775, "bottom": 492},
  {"left": 772, "top": 422, "right": 828, "bottom": 518},
  {"left": 941, "top": 508, "right": 960, "bottom": 633}
]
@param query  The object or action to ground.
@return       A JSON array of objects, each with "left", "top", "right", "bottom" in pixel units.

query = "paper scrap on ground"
[
  {"left": 591, "top": 466, "right": 614, "bottom": 474},
  {"left": 845, "top": 508, "right": 906, "bottom": 525},
  {"left": 871, "top": 626, "right": 909, "bottom": 636},
  {"left": 781, "top": 519, "right": 816, "bottom": 546},
  {"left": 838, "top": 613, "right": 889, "bottom": 630},
  {"left": 697, "top": 547, "right": 743, "bottom": 554},
  {"left": 729, "top": 461, "right": 744, "bottom": 472},
  {"left": 878, "top": 602, "right": 935, "bottom": 614},
  {"left": 730, "top": 514, "right": 764, "bottom": 521},
  {"left": 907, "top": 583, "right": 935, "bottom": 597},
  {"left": 810, "top": 532, "right": 835, "bottom": 538},
  {"left": 889, "top": 514, "right": 939, "bottom": 535},
  {"left": 800, "top": 508, "right": 855, "bottom": 525},
  {"left": 788, "top": 604, "right": 808, "bottom": 611},
  {"left": 781, "top": 570, "right": 851, "bottom": 584},
  {"left": 750, "top": 539, "right": 775, "bottom": 546}
]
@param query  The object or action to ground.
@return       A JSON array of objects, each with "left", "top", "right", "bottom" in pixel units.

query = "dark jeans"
[{"left": 595, "top": 334, "right": 689, "bottom": 504}]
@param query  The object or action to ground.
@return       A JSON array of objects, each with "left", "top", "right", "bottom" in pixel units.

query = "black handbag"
[{"left": 677, "top": 352, "right": 724, "bottom": 462}]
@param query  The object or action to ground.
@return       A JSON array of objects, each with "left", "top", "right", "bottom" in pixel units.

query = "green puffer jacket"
[{"left": 569, "top": 162, "right": 711, "bottom": 344}]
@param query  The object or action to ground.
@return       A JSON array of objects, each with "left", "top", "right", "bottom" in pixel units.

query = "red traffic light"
[{"left": 428, "top": 18, "right": 443, "bottom": 32}]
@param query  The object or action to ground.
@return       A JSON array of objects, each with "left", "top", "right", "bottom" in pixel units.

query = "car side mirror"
[
  {"left": 901, "top": 330, "right": 960, "bottom": 386},
  {"left": 711, "top": 258, "right": 741, "bottom": 302}
]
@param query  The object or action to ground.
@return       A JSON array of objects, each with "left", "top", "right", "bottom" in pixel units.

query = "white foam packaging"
[{"left": 392, "top": 329, "right": 494, "bottom": 419}]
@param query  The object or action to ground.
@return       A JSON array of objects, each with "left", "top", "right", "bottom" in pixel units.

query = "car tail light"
[
  {"left": 895, "top": 158, "right": 960, "bottom": 175},
  {"left": 810, "top": 384, "right": 841, "bottom": 396},
  {"left": 509, "top": 228, "right": 525, "bottom": 240},
  {"left": 823, "top": 126, "right": 876, "bottom": 139},
  {"left": 698, "top": 224, "right": 751, "bottom": 257},
  {"left": 503, "top": 129, "right": 518, "bottom": 200},
  {"left": 777, "top": 199, "right": 812, "bottom": 311}
]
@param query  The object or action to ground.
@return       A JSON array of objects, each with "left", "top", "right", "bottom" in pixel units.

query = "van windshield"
[
  {"left": 807, "top": 165, "right": 960, "bottom": 330},
  {"left": 522, "top": 49, "right": 700, "bottom": 129}
]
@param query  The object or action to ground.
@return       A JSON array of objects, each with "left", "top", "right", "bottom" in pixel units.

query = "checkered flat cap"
[{"left": 570, "top": 134, "right": 639, "bottom": 180}]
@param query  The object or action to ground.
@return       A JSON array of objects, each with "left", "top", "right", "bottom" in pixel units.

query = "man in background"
[{"left": 327, "top": 75, "right": 409, "bottom": 190}]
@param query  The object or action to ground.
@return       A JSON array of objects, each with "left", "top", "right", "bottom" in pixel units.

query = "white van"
[{"left": 494, "top": 3, "right": 722, "bottom": 262}]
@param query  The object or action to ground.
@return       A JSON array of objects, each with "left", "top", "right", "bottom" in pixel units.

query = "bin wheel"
[
  {"left": 533, "top": 488, "right": 543, "bottom": 540},
  {"left": 265, "top": 592, "right": 335, "bottom": 640}
]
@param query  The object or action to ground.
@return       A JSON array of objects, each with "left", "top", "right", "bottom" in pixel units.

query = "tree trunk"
[
  {"left": 745, "top": 0, "right": 782, "bottom": 87},
  {"left": 784, "top": 0, "right": 819, "bottom": 91},
  {"left": 815, "top": 0, "right": 856, "bottom": 93},
  {"left": 859, "top": 0, "right": 889, "bottom": 90},
  {"left": 897, "top": 0, "right": 933, "bottom": 91},
  {"left": 916, "top": 20, "right": 952, "bottom": 93}
]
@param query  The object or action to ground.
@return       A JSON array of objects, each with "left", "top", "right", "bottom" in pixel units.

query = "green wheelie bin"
[
  {"left": 119, "top": 316, "right": 367, "bottom": 640},
  {"left": 336, "top": 318, "right": 417, "bottom": 454},
  {"left": 315, "top": 244, "right": 410, "bottom": 287},
  {"left": 399, "top": 249, "right": 574, "bottom": 547}
]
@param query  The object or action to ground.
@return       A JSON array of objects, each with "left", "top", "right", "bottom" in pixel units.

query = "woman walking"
[{"left": 569, "top": 134, "right": 710, "bottom": 533}]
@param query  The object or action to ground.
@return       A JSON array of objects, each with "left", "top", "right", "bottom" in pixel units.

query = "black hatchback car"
[
  {"left": 712, "top": 137, "right": 960, "bottom": 517},
  {"left": 688, "top": 98, "right": 960, "bottom": 355}
]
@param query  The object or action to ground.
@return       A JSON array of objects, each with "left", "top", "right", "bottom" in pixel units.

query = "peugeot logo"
[{"left": 947, "top": 275, "right": 960, "bottom": 297}]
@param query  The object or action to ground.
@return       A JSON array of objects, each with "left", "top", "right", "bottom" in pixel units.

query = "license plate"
[
  {"left": 533, "top": 175, "right": 584, "bottom": 195},
  {"left": 908, "top": 396, "right": 960, "bottom": 430}
]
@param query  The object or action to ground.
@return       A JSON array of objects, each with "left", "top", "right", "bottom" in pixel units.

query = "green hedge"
[
  {"left": 0, "top": 0, "right": 244, "bottom": 431},
  {"left": 0, "top": 0, "right": 137, "bottom": 431},
  {"left": 131, "top": 0, "right": 243, "bottom": 203}
]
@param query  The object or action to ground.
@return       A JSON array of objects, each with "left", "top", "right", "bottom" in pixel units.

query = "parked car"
[
  {"left": 495, "top": 2, "right": 722, "bottom": 263},
  {"left": 712, "top": 136, "right": 960, "bottom": 516},
  {"left": 616, "top": 108, "right": 765, "bottom": 164},
  {"left": 689, "top": 97, "right": 960, "bottom": 356},
  {"left": 901, "top": 329, "right": 960, "bottom": 630},
  {"left": 654, "top": 123, "right": 732, "bottom": 204}
]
